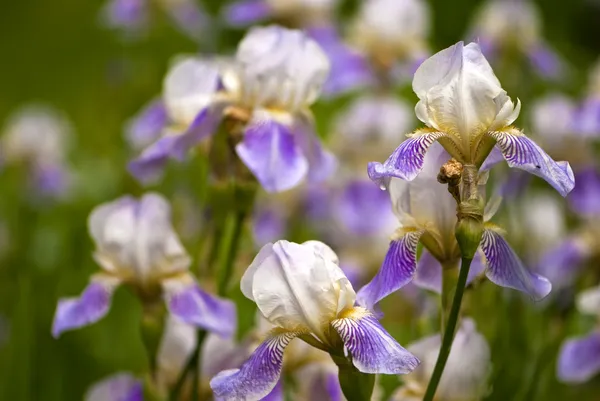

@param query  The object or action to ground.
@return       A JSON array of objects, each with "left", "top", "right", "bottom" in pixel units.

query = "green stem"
[
  {"left": 217, "top": 209, "right": 247, "bottom": 296},
  {"left": 440, "top": 262, "right": 459, "bottom": 333},
  {"left": 422, "top": 257, "right": 472, "bottom": 401}
]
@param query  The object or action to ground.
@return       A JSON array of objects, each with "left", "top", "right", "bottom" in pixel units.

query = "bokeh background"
[{"left": 1, "top": 0, "right": 600, "bottom": 400}]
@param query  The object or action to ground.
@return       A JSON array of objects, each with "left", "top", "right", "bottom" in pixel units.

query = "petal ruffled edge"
[
  {"left": 331, "top": 308, "right": 419, "bottom": 375},
  {"left": 210, "top": 330, "right": 300, "bottom": 401}
]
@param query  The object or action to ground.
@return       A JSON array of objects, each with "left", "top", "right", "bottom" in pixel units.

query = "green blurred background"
[{"left": 0, "top": 0, "right": 599, "bottom": 400}]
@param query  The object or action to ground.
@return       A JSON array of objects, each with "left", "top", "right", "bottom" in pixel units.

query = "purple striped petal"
[
  {"left": 85, "top": 373, "right": 143, "bottom": 401},
  {"left": 125, "top": 98, "right": 168, "bottom": 151},
  {"left": 164, "top": 280, "right": 236, "bottom": 338},
  {"left": 236, "top": 120, "right": 308, "bottom": 193},
  {"left": 536, "top": 237, "right": 590, "bottom": 290},
  {"left": 331, "top": 308, "right": 419, "bottom": 374},
  {"left": 487, "top": 131, "right": 575, "bottom": 197},
  {"left": 480, "top": 229, "right": 552, "bottom": 301},
  {"left": 210, "top": 331, "right": 299, "bottom": 401},
  {"left": 222, "top": 0, "right": 270, "bottom": 27},
  {"left": 368, "top": 132, "right": 446, "bottom": 188},
  {"left": 558, "top": 331, "right": 600, "bottom": 383},
  {"left": 569, "top": 167, "right": 600, "bottom": 216},
  {"left": 356, "top": 231, "right": 423, "bottom": 310},
  {"left": 308, "top": 25, "right": 374, "bottom": 96},
  {"left": 52, "top": 279, "right": 119, "bottom": 338}
]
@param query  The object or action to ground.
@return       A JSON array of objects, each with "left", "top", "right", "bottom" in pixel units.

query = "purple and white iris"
[
  {"left": 558, "top": 285, "right": 600, "bottom": 383},
  {"left": 469, "top": 0, "right": 564, "bottom": 79},
  {"left": 391, "top": 318, "right": 491, "bottom": 401},
  {"left": 358, "top": 143, "right": 553, "bottom": 311},
  {"left": 129, "top": 25, "right": 335, "bottom": 193},
  {"left": 1, "top": 104, "right": 73, "bottom": 198},
  {"left": 210, "top": 240, "right": 419, "bottom": 401},
  {"left": 368, "top": 41, "right": 574, "bottom": 198},
  {"left": 51, "top": 193, "right": 235, "bottom": 339}
]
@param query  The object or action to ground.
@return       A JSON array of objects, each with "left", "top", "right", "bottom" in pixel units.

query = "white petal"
[
  {"left": 244, "top": 240, "right": 355, "bottom": 339},
  {"left": 577, "top": 285, "right": 600, "bottom": 317},
  {"left": 156, "top": 317, "right": 196, "bottom": 387}
]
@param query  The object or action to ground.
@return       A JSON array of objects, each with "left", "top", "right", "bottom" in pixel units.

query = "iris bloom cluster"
[
  {"left": 129, "top": 25, "right": 335, "bottom": 193},
  {"left": 210, "top": 240, "right": 420, "bottom": 400},
  {"left": 52, "top": 193, "right": 235, "bottom": 340}
]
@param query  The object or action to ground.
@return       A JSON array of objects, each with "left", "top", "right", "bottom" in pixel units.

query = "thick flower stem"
[
  {"left": 440, "top": 264, "right": 459, "bottom": 332},
  {"left": 422, "top": 257, "right": 473, "bottom": 401}
]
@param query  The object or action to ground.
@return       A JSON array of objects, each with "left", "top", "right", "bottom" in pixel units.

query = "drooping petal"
[
  {"left": 486, "top": 130, "right": 575, "bottom": 197},
  {"left": 85, "top": 372, "right": 143, "bottom": 401},
  {"left": 557, "top": 332, "right": 600, "bottom": 383},
  {"left": 569, "top": 167, "right": 600, "bottom": 216},
  {"left": 293, "top": 117, "right": 337, "bottom": 183},
  {"left": 236, "top": 119, "right": 309, "bottom": 193},
  {"left": 52, "top": 276, "right": 120, "bottom": 338},
  {"left": 331, "top": 308, "right": 420, "bottom": 374},
  {"left": 367, "top": 131, "right": 447, "bottom": 188},
  {"left": 210, "top": 330, "right": 300, "bottom": 401},
  {"left": 163, "top": 276, "right": 237, "bottom": 338},
  {"left": 125, "top": 98, "right": 168, "bottom": 151},
  {"left": 222, "top": 0, "right": 271, "bottom": 27},
  {"left": 480, "top": 228, "right": 552, "bottom": 301},
  {"left": 357, "top": 231, "right": 423, "bottom": 310},
  {"left": 412, "top": 250, "right": 443, "bottom": 293}
]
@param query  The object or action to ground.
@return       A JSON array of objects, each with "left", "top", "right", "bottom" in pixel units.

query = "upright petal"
[
  {"left": 557, "top": 332, "right": 600, "bottom": 383},
  {"left": 480, "top": 228, "right": 552, "bottom": 301},
  {"left": 210, "top": 330, "right": 300, "bottom": 401},
  {"left": 331, "top": 308, "right": 419, "bottom": 374},
  {"left": 52, "top": 276, "right": 120, "bottom": 338},
  {"left": 236, "top": 119, "right": 309, "bottom": 193},
  {"left": 356, "top": 231, "right": 423, "bottom": 310},
  {"left": 85, "top": 373, "right": 143, "bottom": 401},
  {"left": 486, "top": 130, "right": 575, "bottom": 196},
  {"left": 367, "top": 131, "right": 447, "bottom": 188},
  {"left": 163, "top": 276, "right": 236, "bottom": 338},
  {"left": 223, "top": 0, "right": 271, "bottom": 27}
]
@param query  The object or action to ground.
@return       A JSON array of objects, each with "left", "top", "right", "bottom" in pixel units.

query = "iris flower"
[
  {"left": 52, "top": 193, "right": 235, "bottom": 339},
  {"left": 129, "top": 25, "right": 335, "bottom": 193},
  {"left": 210, "top": 240, "right": 419, "bottom": 401},
  {"left": 368, "top": 41, "right": 574, "bottom": 197}
]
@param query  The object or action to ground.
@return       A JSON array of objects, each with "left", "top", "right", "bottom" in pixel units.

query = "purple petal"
[
  {"left": 165, "top": 282, "right": 236, "bottom": 338},
  {"left": 125, "top": 98, "right": 168, "bottom": 151},
  {"left": 165, "top": 0, "right": 208, "bottom": 40},
  {"left": 558, "top": 331, "right": 600, "bottom": 383},
  {"left": 368, "top": 132, "right": 446, "bottom": 188},
  {"left": 573, "top": 96, "right": 600, "bottom": 138},
  {"left": 210, "top": 331, "right": 299, "bottom": 401},
  {"left": 325, "top": 372, "right": 344, "bottom": 401},
  {"left": 34, "top": 163, "right": 71, "bottom": 197},
  {"left": 222, "top": 0, "right": 271, "bottom": 27},
  {"left": 102, "top": 0, "right": 147, "bottom": 31},
  {"left": 85, "top": 373, "right": 143, "bottom": 401},
  {"left": 356, "top": 231, "right": 422, "bottom": 311},
  {"left": 497, "top": 170, "right": 532, "bottom": 199},
  {"left": 331, "top": 309, "right": 419, "bottom": 374},
  {"left": 480, "top": 229, "right": 552, "bottom": 301},
  {"left": 293, "top": 121, "right": 336, "bottom": 184},
  {"left": 487, "top": 131, "right": 575, "bottom": 197},
  {"left": 307, "top": 25, "right": 374, "bottom": 96},
  {"left": 536, "top": 237, "right": 590, "bottom": 290},
  {"left": 479, "top": 145, "right": 504, "bottom": 171},
  {"left": 52, "top": 281, "right": 117, "bottom": 338},
  {"left": 528, "top": 44, "right": 563, "bottom": 79},
  {"left": 252, "top": 207, "right": 286, "bottom": 247},
  {"left": 569, "top": 167, "right": 600, "bottom": 216},
  {"left": 412, "top": 250, "right": 443, "bottom": 293},
  {"left": 334, "top": 179, "right": 395, "bottom": 236},
  {"left": 236, "top": 120, "right": 308, "bottom": 193},
  {"left": 261, "top": 378, "right": 283, "bottom": 401}
]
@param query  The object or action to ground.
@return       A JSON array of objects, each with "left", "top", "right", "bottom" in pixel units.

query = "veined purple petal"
[
  {"left": 413, "top": 250, "right": 443, "bottom": 293},
  {"left": 85, "top": 373, "right": 143, "bottom": 401},
  {"left": 52, "top": 279, "right": 119, "bottom": 338},
  {"left": 236, "top": 120, "right": 308, "bottom": 193},
  {"left": 308, "top": 25, "right": 374, "bottom": 96},
  {"left": 368, "top": 132, "right": 446, "bottom": 188},
  {"left": 331, "top": 309, "right": 419, "bottom": 374},
  {"left": 125, "top": 98, "right": 168, "bottom": 151},
  {"left": 222, "top": 0, "right": 271, "bottom": 27},
  {"left": 537, "top": 237, "right": 589, "bottom": 290},
  {"left": 356, "top": 231, "right": 423, "bottom": 310},
  {"left": 569, "top": 167, "right": 600, "bottom": 216},
  {"left": 528, "top": 44, "right": 563, "bottom": 79},
  {"left": 480, "top": 229, "right": 552, "bottom": 301},
  {"left": 210, "top": 331, "right": 299, "bottom": 401},
  {"left": 557, "top": 331, "right": 600, "bottom": 383},
  {"left": 164, "top": 281, "right": 236, "bottom": 338},
  {"left": 487, "top": 131, "right": 575, "bottom": 197}
]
